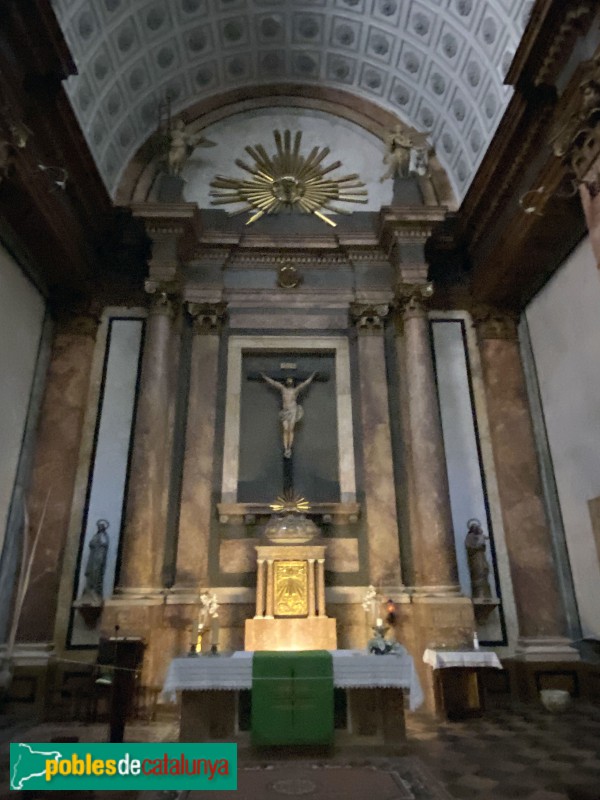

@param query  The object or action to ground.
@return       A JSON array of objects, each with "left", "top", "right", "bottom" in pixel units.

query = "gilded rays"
[{"left": 209, "top": 129, "right": 367, "bottom": 227}]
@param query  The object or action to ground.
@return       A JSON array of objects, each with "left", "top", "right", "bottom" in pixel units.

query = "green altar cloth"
[{"left": 251, "top": 651, "right": 334, "bottom": 746}]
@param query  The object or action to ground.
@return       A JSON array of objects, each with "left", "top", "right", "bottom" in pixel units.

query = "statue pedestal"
[{"left": 244, "top": 543, "right": 337, "bottom": 651}]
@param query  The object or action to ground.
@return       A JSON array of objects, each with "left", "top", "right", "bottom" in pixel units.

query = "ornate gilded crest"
[{"left": 209, "top": 129, "right": 367, "bottom": 227}]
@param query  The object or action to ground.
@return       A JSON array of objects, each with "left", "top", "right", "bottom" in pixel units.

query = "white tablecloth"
[
  {"left": 423, "top": 649, "right": 503, "bottom": 670},
  {"left": 162, "top": 650, "right": 423, "bottom": 710}
]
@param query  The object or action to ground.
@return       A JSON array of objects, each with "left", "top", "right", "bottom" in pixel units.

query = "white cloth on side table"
[
  {"left": 162, "top": 649, "right": 423, "bottom": 710},
  {"left": 422, "top": 649, "right": 503, "bottom": 670}
]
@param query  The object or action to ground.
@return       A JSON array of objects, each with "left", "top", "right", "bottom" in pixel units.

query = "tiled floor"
[
  {"left": 1, "top": 703, "right": 600, "bottom": 799},
  {"left": 406, "top": 705, "right": 600, "bottom": 800}
]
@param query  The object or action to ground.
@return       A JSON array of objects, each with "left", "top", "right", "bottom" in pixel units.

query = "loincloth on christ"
[{"left": 279, "top": 405, "right": 303, "bottom": 425}]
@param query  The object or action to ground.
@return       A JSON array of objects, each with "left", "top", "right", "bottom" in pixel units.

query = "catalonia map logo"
[{"left": 10, "top": 742, "right": 237, "bottom": 791}]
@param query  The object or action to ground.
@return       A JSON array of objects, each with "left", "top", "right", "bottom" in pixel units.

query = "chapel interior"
[{"left": 2, "top": 0, "right": 600, "bottom": 797}]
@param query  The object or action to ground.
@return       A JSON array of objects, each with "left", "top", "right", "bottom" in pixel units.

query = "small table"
[
  {"left": 162, "top": 650, "right": 423, "bottom": 743},
  {"left": 423, "top": 649, "right": 503, "bottom": 719}
]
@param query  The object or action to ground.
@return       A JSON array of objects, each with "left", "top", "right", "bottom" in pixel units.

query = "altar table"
[{"left": 163, "top": 650, "right": 423, "bottom": 743}]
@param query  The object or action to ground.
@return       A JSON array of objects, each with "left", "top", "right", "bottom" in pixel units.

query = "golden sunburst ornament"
[
  {"left": 270, "top": 492, "right": 311, "bottom": 514},
  {"left": 209, "top": 129, "right": 368, "bottom": 227}
]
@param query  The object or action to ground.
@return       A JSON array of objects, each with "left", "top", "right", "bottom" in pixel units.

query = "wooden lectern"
[{"left": 98, "top": 636, "right": 145, "bottom": 742}]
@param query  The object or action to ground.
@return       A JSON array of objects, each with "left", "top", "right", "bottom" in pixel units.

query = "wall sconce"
[
  {"left": 38, "top": 163, "right": 68, "bottom": 190},
  {"left": 385, "top": 598, "right": 398, "bottom": 626}
]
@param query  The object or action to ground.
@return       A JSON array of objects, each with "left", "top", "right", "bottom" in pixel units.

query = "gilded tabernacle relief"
[{"left": 275, "top": 561, "right": 308, "bottom": 617}]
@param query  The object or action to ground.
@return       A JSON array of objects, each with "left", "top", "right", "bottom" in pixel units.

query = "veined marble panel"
[{"left": 218, "top": 537, "right": 359, "bottom": 575}]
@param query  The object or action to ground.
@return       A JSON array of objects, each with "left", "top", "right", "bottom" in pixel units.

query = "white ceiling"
[{"left": 51, "top": 0, "right": 534, "bottom": 202}]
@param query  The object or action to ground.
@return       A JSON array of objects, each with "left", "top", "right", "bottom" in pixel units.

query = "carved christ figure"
[{"left": 260, "top": 372, "right": 316, "bottom": 458}]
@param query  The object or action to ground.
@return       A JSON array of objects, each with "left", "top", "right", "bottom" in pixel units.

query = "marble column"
[
  {"left": 265, "top": 559, "right": 274, "bottom": 618},
  {"left": 18, "top": 314, "right": 98, "bottom": 642},
  {"left": 118, "top": 289, "right": 176, "bottom": 593},
  {"left": 474, "top": 308, "right": 573, "bottom": 659},
  {"left": 316, "top": 559, "right": 326, "bottom": 617},
  {"left": 351, "top": 304, "right": 402, "bottom": 590},
  {"left": 307, "top": 559, "right": 316, "bottom": 618},
  {"left": 396, "top": 285, "right": 460, "bottom": 595},
  {"left": 174, "top": 302, "right": 226, "bottom": 591},
  {"left": 255, "top": 559, "right": 265, "bottom": 618}
]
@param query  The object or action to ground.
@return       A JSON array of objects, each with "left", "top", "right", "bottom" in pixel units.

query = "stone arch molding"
[{"left": 51, "top": 0, "right": 533, "bottom": 202}]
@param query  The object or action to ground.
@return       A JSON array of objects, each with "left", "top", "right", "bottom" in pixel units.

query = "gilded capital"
[
  {"left": 350, "top": 302, "right": 389, "bottom": 333},
  {"left": 186, "top": 301, "right": 227, "bottom": 334},
  {"left": 470, "top": 304, "right": 519, "bottom": 341}
]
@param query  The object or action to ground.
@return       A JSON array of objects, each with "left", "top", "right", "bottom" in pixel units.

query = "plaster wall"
[
  {"left": 0, "top": 245, "right": 45, "bottom": 552},
  {"left": 525, "top": 237, "right": 600, "bottom": 635}
]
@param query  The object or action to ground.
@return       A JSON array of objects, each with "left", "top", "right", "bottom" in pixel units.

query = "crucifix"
[
  {"left": 260, "top": 372, "right": 316, "bottom": 459},
  {"left": 247, "top": 364, "right": 328, "bottom": 494}
]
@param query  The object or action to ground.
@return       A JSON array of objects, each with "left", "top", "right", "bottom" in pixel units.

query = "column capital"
[
  {"left": 53, "top": 311, "right": 100, "bottom": 338},
  {"left": 144, "top": 279, "right": 180, "bottom": 317},
  {"left": 185, "top": 301, "right": 227, "bottom": 334},
  {"left": 470, "top": 303, "right": 519, "bottom": 341},
  {"left": 394, "top": 281, "right": 434, "bottom": 320},
  {"left": 350, "top": 302, "right": 389, "bottom": 333}
]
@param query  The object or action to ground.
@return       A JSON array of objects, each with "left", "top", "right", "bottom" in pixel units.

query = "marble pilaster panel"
[
  {"left": 396, "top": 287, "right": 460, "bottom": 594},
  {"left": 475, "top": 310, "right": 570, "bottom": 648},
  {"left": 324, "top": 538, "right": 359, "bottom": 572},
  {"left": 17, "top": 315, "right": 98, "bottom": 642},
  {"left": 219, "top": 539, "right": 259, "bottom": 574},
  {"left": 174, "top": 303, "right": 225, "bottom": 590},
  {"left": 351, "top": 304, "right": 402, "bottom": 588},
  {"left": 118, "top": 291, "right": 176, "bottom": 593}
]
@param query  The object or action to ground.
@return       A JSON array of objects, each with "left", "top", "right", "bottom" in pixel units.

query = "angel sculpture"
[
  {"left": 166, "top": 118, "right": 216, "bottom": 176},
  {"left": 139, "top": 116, "right": 216, "bottom": 176}
]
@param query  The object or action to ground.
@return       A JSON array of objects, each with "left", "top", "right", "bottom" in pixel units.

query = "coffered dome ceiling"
[{"left": 51, "top": 0, "right": 533, "bottom": 202}]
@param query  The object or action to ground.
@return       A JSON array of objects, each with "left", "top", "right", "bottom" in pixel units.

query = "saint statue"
[
  {"left": 465, "top": 519, "right": 492, "bottom": 599},
  {"left": 82, "top": 519, "right": 109, "bottom": 603},
  {"left": 260, "top": 372, "right": 316, "bottom": 458},
  {"left": 379, "top": 124, "right": 429, "bottom": 182}
]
